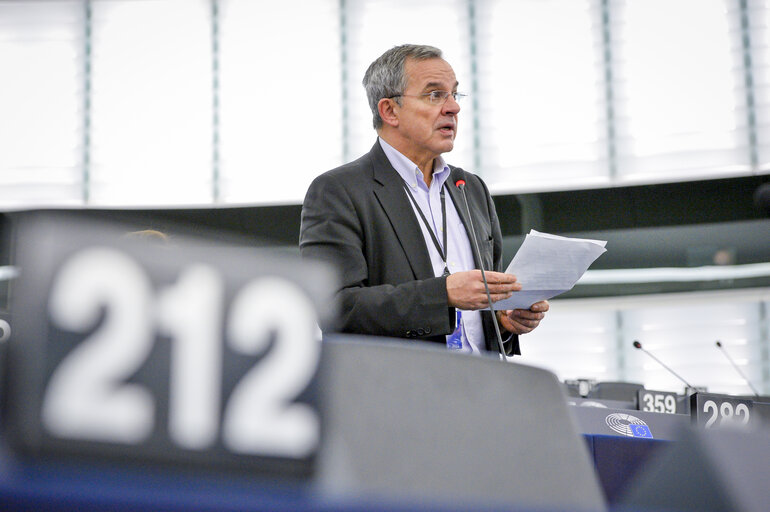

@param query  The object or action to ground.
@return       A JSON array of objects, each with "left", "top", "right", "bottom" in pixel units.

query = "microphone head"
[
  {"left": 455, "top": 179, "right": 466, "bottom": 189},
  {"left": 632, "top": 340, "right": 642, "bottom": 349},
  {"left": 715, "top": 340, "right": 722, "bottom": 348}
]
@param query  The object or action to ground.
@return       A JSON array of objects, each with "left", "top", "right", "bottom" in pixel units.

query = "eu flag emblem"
[{"left": 630, "top": 424, "right": 653, "bottom": 438}]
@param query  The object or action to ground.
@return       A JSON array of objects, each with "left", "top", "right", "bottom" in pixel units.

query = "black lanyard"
[{"left": 403, "top": 181, "right": 450, "bottom": 276}]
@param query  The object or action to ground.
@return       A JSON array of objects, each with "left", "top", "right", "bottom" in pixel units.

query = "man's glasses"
[{"left": 388, "top": 90, "right": 467, "bottom": 105}]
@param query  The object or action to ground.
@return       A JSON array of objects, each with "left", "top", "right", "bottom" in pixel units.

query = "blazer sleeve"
[{"left": 299, "top": 171, "right": 454, "bottom": 341}]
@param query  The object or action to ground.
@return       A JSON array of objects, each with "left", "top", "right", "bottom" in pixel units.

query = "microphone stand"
[
  {"left": 455, "top": 180, "right": 507, "bottom": 361},
  {"left": 716, "top": 341, "right": 760, "bottom": 398},
  {"left": 633, "top": 340, "right": 695, "bottom": 394}
]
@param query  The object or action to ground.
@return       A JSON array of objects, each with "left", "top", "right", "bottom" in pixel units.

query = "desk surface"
[{"left": 571, "top": 404, "right": 690, "bottom": 441}]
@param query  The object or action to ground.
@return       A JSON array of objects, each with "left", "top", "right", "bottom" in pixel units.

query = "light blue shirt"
[{"left": 379, "top": 137, "right": 485, "bottom": 354}]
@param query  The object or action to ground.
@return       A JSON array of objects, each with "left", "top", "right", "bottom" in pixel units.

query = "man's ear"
[{"left": 378, "top": 98, "right": 399, "bottom": 128}]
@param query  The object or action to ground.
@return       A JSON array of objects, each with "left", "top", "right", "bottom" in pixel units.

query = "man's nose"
[{"left": 443, "top": 94, "right": 461, "bottom": 115}]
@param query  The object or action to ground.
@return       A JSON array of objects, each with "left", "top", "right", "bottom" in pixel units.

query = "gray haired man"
[{"left": 300, "top": 44, "right": 548, "bottom": 355}]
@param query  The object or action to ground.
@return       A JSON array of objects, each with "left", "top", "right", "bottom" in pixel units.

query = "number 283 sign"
[{"left": 3, "top": 212, "right": 337, "bottom": 475}]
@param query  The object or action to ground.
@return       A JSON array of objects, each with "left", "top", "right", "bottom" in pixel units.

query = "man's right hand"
[{"left": 446, "top": 270, "right": 521, "bottom": 310}]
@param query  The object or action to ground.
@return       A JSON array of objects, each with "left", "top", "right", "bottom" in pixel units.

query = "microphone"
[
  {"left": 715, "top": 340, "right": 760, "bottom": 398},
  {"left": 455, "top": 179, "right": 507, "bottom": 360},
  {"left": 632, "top": 340, "right": 695, "bottom": 392}
]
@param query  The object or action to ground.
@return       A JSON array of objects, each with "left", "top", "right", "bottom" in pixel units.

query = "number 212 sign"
[{"left": 3, "top": 212, "right": 337, "bottom": 476}]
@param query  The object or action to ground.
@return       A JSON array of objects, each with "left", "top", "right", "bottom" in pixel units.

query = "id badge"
[{"left": 446, "top": 310, "right": 464, "bottom": 350}]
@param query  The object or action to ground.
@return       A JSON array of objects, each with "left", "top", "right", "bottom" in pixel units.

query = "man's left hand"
[{"left": 498, "top": 300, "right": 549, "bottom": 335}]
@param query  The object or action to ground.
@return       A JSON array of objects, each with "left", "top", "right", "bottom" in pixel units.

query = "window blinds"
[
  {"left": 476, "top": 0, "right": 609, "bottom": 193},
  {"left": 0, "top": 1, "right": 84, "bottom": 206},
  {"left": 89, "top": 0, "right": 213, "bottom": 205},
  {"left": 520, "top": 292, "right": 769, "bottom": 396},
  {"left": 1, "top": 0, "right": 768, "bottom": 204},
  {"left": 217, "top": 0, "right": 342, "bottom": 205},
  {"left": 610, "top": 0, "right": 750, "bottom": 184}
]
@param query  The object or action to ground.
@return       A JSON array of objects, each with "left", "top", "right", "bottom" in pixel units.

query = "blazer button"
[
  {"left": 405, "top": 330, "right": 413, "bottom": 337},
  {"left": 417, "top": 328, "right": 425, "bottom": 336},
  {"left": 425, "top": 327, "right": 432, "bottom": 334}
]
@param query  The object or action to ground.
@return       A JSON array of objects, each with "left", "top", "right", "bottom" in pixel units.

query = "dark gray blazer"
[{"left": 299, "top": 140, "right": 520, "bottom": 356}]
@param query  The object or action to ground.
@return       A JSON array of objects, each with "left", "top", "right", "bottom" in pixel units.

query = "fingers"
[
  {"left": 500, "top": 312, "right": 533, "bottom": 334},
  {"left": 474, "top": 271, "right": 520, "bottom": 307},
  {"left": 500, "top": 301, "right": 549, "bottom": 335},
  {"left": 504, "top": 314, "right": 541, "bottom": 334},
  {"left": 446, "top": 270, "right": 519, "bottom": 310},
  {"left": 481, "top": 271, "right": 521, "bottom": 295},
  {"left": 509, "top": 301, "right": 549, "bottom": 321},
  {"left": 512, "top": 308, "right": 545, "bottom": 320},
  {"left": 482, "top": 270, "right": 517, "bottom": 285},
  {"left": 510, "top": 314, "right": 542, "bottom": 329}
]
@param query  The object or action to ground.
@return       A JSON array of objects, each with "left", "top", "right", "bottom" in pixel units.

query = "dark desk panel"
[{"left": 585, "top": 435, "right": 670, "bottom": 504}]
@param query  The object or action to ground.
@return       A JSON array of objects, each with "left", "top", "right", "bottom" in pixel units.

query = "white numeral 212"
[{"left": 43, "top": 247, "right": 320, "bottom": 458}]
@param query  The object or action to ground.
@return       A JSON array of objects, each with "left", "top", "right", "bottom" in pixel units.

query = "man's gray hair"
[{"left": 362, "top": 44, "right": 443, "bottom": 129}]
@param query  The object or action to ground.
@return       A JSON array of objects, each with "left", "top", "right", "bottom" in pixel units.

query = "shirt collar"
[{"left": 378, "top": 137, "right": 451, "bottom": 191}]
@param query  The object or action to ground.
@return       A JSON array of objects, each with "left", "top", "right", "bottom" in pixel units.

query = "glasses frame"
[{"left": 387, "top": 90, "right": 467, "bottom": 105}]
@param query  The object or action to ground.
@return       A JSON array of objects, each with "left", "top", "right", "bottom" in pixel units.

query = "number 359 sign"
[{"left": 3, "top": 211, "right": 337, "bottom": 476}]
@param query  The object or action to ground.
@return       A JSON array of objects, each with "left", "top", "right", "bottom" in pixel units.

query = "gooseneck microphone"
[
  {"left": 632, "top": 340, "right": 694, "bottom": 390},
  {"left": 715, "top": 340, "right": 760, "bottom": 398},
  {"left": 455, "top": 179, "right": 507, "bottom": 360}
]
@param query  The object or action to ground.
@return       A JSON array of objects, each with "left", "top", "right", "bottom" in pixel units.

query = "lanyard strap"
[{"left": 403, "top": 181, "right": 450, "bottom": 276}]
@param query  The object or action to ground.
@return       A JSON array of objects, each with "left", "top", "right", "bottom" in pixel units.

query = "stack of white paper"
[{"left": 492, "top": 230, "right": 607, "bottom": 310}]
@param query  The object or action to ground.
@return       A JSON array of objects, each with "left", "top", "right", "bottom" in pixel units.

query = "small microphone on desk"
[
  {"left": 633, "top": 340, "right": 695, "bottom": 392},
  {"left": 715, "top": 340, "right": 760, "bottom": 398},
  {"left": 455, "top": 179, "right": 507, "bottom": 360}
]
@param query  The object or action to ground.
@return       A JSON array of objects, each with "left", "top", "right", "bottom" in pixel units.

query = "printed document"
[{"left": 492, "top": 230, "right": 607, "bottom": 310}]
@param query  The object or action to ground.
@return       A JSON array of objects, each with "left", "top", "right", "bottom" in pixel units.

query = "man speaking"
[{"left": 300, "top": 44, "right": 548, "bottom": 356}]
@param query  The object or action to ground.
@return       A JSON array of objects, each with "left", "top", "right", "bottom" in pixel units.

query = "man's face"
[{"left": 394, "top": 57, "right": 460, "bottom": 164}]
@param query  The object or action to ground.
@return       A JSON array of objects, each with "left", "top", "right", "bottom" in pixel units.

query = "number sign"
[
  {"left": 637, "top": 390, "right": 684, "bottom": 415},
  {"left": 690, "top": 392, "right": 755, "bottom": 431},
  {"left": 3, "top": 211, "right": 337, "bottom": 476}
]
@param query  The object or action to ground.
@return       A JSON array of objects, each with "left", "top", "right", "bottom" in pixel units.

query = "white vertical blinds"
[
  {"left": 2, "top": 0, "right": 770, "bottom": 205},
  {"left": 621, "top": 302, "right": 764, "bottom": 396},
  {"left": 218, "top": 0, "right": 342, "bottom": 205},
  {"left": 516, "top": 308, "right": 620, "bottom": 382},
  {"left": 749, "top": 0, "right": 770, "bottom": 170},
  {"left": 520, "top": 292, "right": 769, "bottom": 396},
  {"left": 89, "top": 0, "right": 213, "bottom": 205},
  {"left": 476, "top": 0, "right": 609, "bottom": 193},
  {"left": 611, "top": 0, "right": 750, "bottom": 182},
  {"left": 0, "top": 1, "right": 84, "bottom": 206}
]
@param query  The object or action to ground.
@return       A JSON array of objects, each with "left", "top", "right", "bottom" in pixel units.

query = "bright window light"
[
  {"left": 89, "top": 0, "right": 213, "bottom": 205},
  {"left": 217, "top": 0, "right": 343, "bottom": 205},
  {"left": 0, "top": 1, "right": 84, "bottom": 206},
  {"left": 612, "top": 0, "right": 749, "bottom": 182},
  {"left": 476, "top": 0, "right": 608, "bottom": 192}
]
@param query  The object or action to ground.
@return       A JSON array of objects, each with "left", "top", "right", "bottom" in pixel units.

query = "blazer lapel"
[{"left": 369, "top": 142, "right": 435, "bottom": 280}]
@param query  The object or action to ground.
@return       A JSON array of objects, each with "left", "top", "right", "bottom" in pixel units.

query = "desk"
[
  {"left": 585, "top": 435, "right": 670, "bottom": 504},
  {"left": 1, "top": 337, "right": 606, "bottom": 511},
  {"left": 571, "top": 404, "right": 687, "bottom": 503},
  {"left": 0, "top": 431, "right": 674, "bottom": 511}
]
